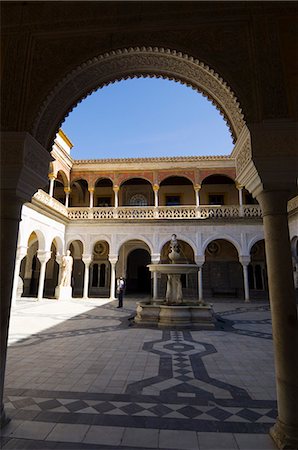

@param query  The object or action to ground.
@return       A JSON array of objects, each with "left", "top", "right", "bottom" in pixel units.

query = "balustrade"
[
  {"left": 33, "top": 190, "right": 265, "bottom": 220},
  {"left": 33, "top": 189, "right": 68, "bottom": 217}
]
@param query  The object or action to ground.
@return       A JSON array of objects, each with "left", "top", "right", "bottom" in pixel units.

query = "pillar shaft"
[
  {"left": 65, "top": 192, "right": 70, "bottom": 208},
  {"left": 89, "top": 189, "right": 94, "bottom": 208},
  {"left": 242, "top": 264, "right": 250, "bottom": 302},
  {"left": 113, "top": 187, "right": 119, "bottom": 208},
  {"left": 110, "top": 262, "right": 116, "bottom": 300},
  {"left": 0, "top": 199, "right": 23, "bottom": 426},
  {"left": 198, "top": 268, "right": 203, "bottom": 301},
  {"left": 257, "top": 190, "right": 298, "bottom": 448},
  {"left": 0, "top": 132, "right": 52, "bottom": 428},
  {"left": 82, "top": 257, "right": 92, "bottom": 299},
  {"left": 37, "top": 252, "right": 51, "bottom": 301},
  {"left": 153, "top": 272, "right": 158, "bottom": 299},
  {"left": 49, "top": 177, "right": 55, "bottom": 197}
]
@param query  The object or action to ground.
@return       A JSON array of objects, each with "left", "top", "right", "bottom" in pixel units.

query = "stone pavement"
[{"left": 1, "top": 297, "right": 278, "bottom": 449}]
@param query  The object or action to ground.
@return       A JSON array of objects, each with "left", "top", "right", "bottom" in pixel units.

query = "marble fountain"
[{"left": 134, "top": 234, "right": 214, "bottom": 328}]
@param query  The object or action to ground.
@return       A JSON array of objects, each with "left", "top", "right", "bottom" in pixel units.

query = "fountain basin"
[{"left": 135, "top": 301, "right": 215, "bottom": 328}]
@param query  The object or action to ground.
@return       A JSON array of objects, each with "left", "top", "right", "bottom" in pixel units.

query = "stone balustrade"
[
  {"left": 32, "top": 190, "right": 267, "bottom": 220},
  {"left": 67, "top": 204, "right": 262, "bottom": 220},
  {"left": 33, "top": 189, "right": 68, "bottom": 217}
]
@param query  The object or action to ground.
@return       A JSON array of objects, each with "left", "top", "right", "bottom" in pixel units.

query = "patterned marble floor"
[{"left": 1, "top": 297, "right": 278, "bottom": 449}]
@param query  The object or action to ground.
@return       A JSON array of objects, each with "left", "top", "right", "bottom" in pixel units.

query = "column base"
[
  {"left": 55, "top": 286, "right": 72, "bottom": 300},
  {"left": 270, "top": 418, "right": 298, "bottom": 449},
  {"left": 0, "top": 406, "right": 11, "bottom": 429}
]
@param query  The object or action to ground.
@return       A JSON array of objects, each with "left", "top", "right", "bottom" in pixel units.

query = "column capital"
[
  {"left": 235, "top": 182, "right": 244, "bottom": 190},
  {"left": 82, "top": 254, "right": 92, "bottom": 265},
  {"left": 37, "top": 250, "right": 52, "bottom": 264},
  {"left": 194, "top": 184, "right": 201, "bottom": 191},
  {"left": 109, "top": 256, "right": 118, "bottom": 265},
  {"left": 239, "top": 256, "right": 251, "bottom": 266},
  {"left": 64, "top": 187, "right": 71, "bottom": 194},
  {"left": 151, "top": 253, "right": 160, "bottom": 264},
  {"left": 113, "top": 185, "right": 119, "bottom": 192},
  {"left": 48, "top": 173, "right": 56, "bottom": 181},
  {"left": 153, "top": 184, "right": 159, "bottom": 192},
  {"left": 88, "top": 187, "right": 95, "bottom": 193},
  {"left": 195, "top": 256, "right": 205, "bottom": 267}
]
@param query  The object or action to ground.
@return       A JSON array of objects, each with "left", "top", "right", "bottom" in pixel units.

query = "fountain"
[{"left": 134, "top": 234, "right": 214, "bottom": 328}]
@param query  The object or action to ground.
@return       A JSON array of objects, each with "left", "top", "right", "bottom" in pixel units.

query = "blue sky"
[{"left": 62, "top": 78, "right": 233, "bottom": 160}]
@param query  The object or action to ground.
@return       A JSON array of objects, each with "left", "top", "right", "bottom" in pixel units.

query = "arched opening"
[
  {"left": 69, "top": 179, "right": 89, "bottom": 207},
  {"left": 89, "top": 240, "right": 110, "bottom": 297},
  {"left": 68, "top": 240, "right": 84, "bottom": 297},
  {"left": 117, "top": 239, "right": 151, "bottom": 296},
  {"left": 44, "top": 240, "right": 59, "bottom": 298},
  {"left": 126, "top": 249, "right": 151, "bottom": 294},
  {"left": 159, "top": 176, "right": 194, "bottom": 206},
  {"left": 201, "top": 174, "right": 236, "bottom": 206},
  {"left": 160, "top": 238, "right": 197, "bottom": 298},
  {"left": 248, "top": 240, "right": 268, "bottom": 299},
  {"left": 53, "top": 170, "right": 68, "bottom": 204},
  {"left": 94, "top": 178, "right": 113, "bottom": 207},
  {"left": 120, "top": 178, "right": 153, "bottom": 207},
  {"left": 203, "top": 239, "right": 242, "bottom": 298},
  {"left": 20, "top": 232, "right": 41, "bottom": 298}
]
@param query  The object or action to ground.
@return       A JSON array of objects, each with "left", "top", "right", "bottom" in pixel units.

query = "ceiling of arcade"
[{"left": 1, "top": 1, "right": 297, "bottom": 145}]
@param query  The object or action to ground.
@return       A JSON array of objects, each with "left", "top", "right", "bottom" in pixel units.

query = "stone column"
[
  {"left": 195, "top": 256, "right": 205, "bottom": 303},
  {"left": 113, "top": 185, "right": 119, "bottom": 208},
  {"left": 257, "top": 190, "right": 298, "bottom": 449},
  {"left": 37, "top": 250, "right": 52, "bottom": 301},
  {"left": 194, "top": 184, "right": 201, "bottom": 207},
  {"left": 152, "top": 272, "right": 158, "bottom": 300},
  {"left": 82, "top": 255, "right": 92, "bottom": 299},
  {"left": 153, "top": 184, "right": 159, "bottom": 207},
  {"left": 48, "top": 173, "right": 56, "bottom": 197},
  {"left": 11, "top": 245, "right": 28, "bottom": 306},
  {"left": 109, "top": 258, "right": 117, "bottom": 300},
  {"left": 0, "top": 132, "right": 52, "bottom": 427},
  {"left": 64, "top": 187, "right": 70, "bottom": 208},
  {"left": 151, "top": 256, "right": 160, "bottom": 300},
  {"left": 89, "top": 187, "right": 94, "bottom": 208},
  {"left": 236, "top": 183, "right": 244, "bottom": 216},
  {"left": 239, "top": 256, "right": 250, "bottom": 302}
]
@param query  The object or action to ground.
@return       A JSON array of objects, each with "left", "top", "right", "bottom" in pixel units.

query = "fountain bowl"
[{"left": 134, "top": 301, "right": 215, "bottom": 328}]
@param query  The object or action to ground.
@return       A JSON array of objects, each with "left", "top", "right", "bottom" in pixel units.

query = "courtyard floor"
[{"left": 1, "top": 296, "right": 278, "bottom": 450}]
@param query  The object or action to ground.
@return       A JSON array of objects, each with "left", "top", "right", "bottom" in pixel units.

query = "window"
[
  {"left": 129, "top": 194, "right": 148, "bottom": 206},
  {"left": 208, "top": 194, "right": 224, "bottom": 205},
  {"left": 165, "top": 195, "right": 180, "bottom": 206}
]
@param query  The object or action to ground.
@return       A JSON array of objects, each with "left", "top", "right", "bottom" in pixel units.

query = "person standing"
[{"left": 116, "top": 277, "right": 125, "bottom": 308}]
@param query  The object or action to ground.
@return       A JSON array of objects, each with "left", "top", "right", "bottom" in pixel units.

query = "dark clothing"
[
  {"left": 117, "top": 278, "right": 125, "bottom": 308},
  {"left": 118, "top": 289, "right": 123, "bottom": 307}
]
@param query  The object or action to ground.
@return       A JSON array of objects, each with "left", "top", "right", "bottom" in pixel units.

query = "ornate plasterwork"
[
  {"left": 235, "top": 137, "right": 252, "bottom": 175},
  {"left": 32, "top": 47, "right": 245, "bottom": 150}
]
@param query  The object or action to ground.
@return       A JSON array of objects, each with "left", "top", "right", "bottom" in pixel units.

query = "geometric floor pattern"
[{"left": 2, "top": 297, "right": 278, "bottom": 449}]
